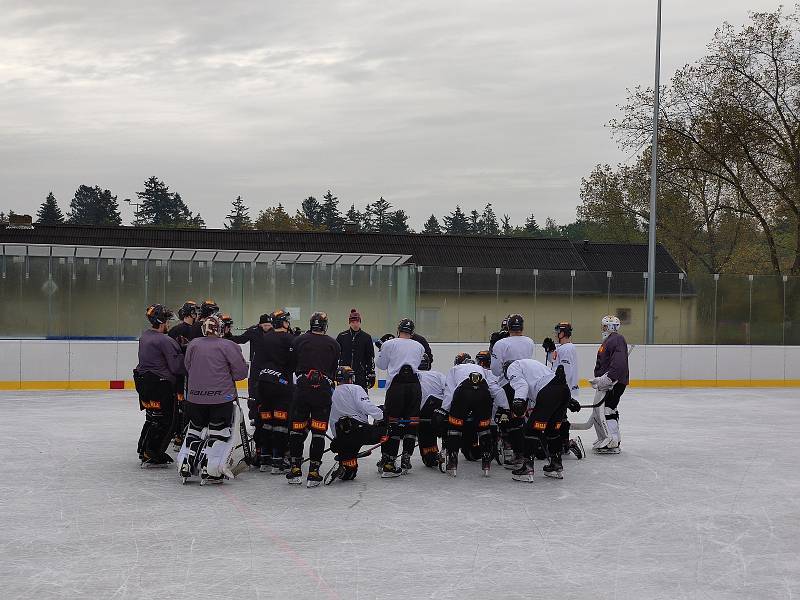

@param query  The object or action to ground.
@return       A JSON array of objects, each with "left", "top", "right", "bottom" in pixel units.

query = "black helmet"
[
  {"left": 335, "top": 365, "right": 355, "bottom": 384},
  {"left": 146, "top": 304, "right": 174, "bottom": 327},
  {"left": 500, "top": 315, "right": 510, "bottom": 332},
  {"left": 310, "top": 311, "right": 328, "bottom": 333},
  {"left": 271, "top": 309, "right": 290, "bottom": 328},
  {"left": 199, "top": 299, "right": 219, "bottom": 319},
  {"left": 397, "top": 318, "right": 415, "bottom": 335},
  {"left": 220, "top": 313, "right": 233, "bottom": 330},
  {"left": 554, "top": 322, "right": 573, "bottom": 337},
  {"left": 454, "top": 352, "right": 474, "bottom": 366},
  {"left": 507, "top": 314, "right": 524, "bottom": 332},
  {"left": 475, "top": 350, "right": 491, "bottom": 368},
  {"left": 419, "top": 354, "right": 431, "bottom": 371},
  {"left": 177, "top": 300, "right": 198, "bottom": 320}
]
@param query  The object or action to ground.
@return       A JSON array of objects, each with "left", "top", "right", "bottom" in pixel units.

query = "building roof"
[{"left": 0, "top": 224, "right": 684, "bottom": 274}]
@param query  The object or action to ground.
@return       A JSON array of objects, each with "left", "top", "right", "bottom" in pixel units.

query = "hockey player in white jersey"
[
  {"left": 476, "top": 350, "right": 511, "bottom": 465},
  {"left": 325, "top": 366, "right": 386, "bottom": 483},
  {"left": 490, "top": 313, "right": 535, "bottom": 468},
  {"left": 504, "top": 358, "right": 571, "bottom": 482},
  {"left": 416, "top": 354, "right": 447, "bottom": 468},
  {"left": 375, "top": 318, "right": 425, "bottom": 477},
  {"left": 542, "top": 322, "right": 585, "bottom": 459}
]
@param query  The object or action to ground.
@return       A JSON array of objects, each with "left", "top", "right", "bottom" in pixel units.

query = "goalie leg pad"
[{"left": 198, "top": 402, "right": 242, "bottom": 480}]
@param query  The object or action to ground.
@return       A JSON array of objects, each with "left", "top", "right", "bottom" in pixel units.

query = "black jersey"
[
  {"left": 250, "top": 329, "right": 295, "bottom": 382},
  {"left": 168, "top": 321, "right": 198, "bottom": 348},
  {"left": 292, "top": 332, "right": 340, "bottom": 380}
]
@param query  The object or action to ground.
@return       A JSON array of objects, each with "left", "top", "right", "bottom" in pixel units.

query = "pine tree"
[
  {"left": 468, "top": 210, "right": 482, "bottom": 235},
  {"left": 522, "top": 213, "right": 540, "bottom": 236},
  {"left": 385, "top": 209, "right": 412, "bottom": 233},
  {"left": 255, "top": 204, "right": 295, "bottom": 230},
  {"left": 501, "top": 214, "right": 514, "bottom": 236},
  {"left": 443, "top": 205, "right": 469, "bottom": 234},
  {"left": 68, "top": 185, "right": 122, "bottom": 225},
  {"left": 136, "top": 177, "right": 202, "bottom": 227},
  {"left": 320, "top": 190, "right": 345, "bottom": 232},
  {"left": 364, "top": 197, "right": 393, "bottom": 232},
  {"left": 344, "top": 204, "right": 363, "bottom": 231},
  {"left": 225, "top": 196, "right": 253, "bottom": 230},
  {"left": 422, "top": 214, "right": 442, "bottom": 234},
  {"left": 36, "top": 192, "right": 65, "bottom": 224},
  {"left": 481, "top": 203, "right": 500, "bottom": 236},
  {"left": 297, "top": 196, "right": 325, "bottom": 230}
]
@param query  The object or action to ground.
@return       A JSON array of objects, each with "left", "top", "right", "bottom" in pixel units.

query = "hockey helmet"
[
  {"left": 554, "top": 322, "right": 573, "bottom": 338},
  {"left": 475, "top": 350, "right": 491, "bottom": 368},
  {"left": 202, "top": 314, "right": 224, "bottom": 337},
  {"left": 146, "top": 304, "right": 174, "bottom": 327},
  {"left": 601, "top": 315, "right": 621, "bottom": 339},
  {"left": 271, "top": 309, "right": 290, "bottom": 328},
  {"left": 500, "top": 315, "right": 510, "bottom": 332},
  {"left": 418, "top": 353, "right": 431, "bottom": 371},
  {"left": 220, "top": 313, "right": 233, "bottom": 331},
  {"left": 309, "top": 311, "right": 328, "bottom": 333},
  {"left": 397, "top": 318, "right": 415, "bottom": 335},
  {"left": 335, "top": 365, "right": 356, "bottom": 384},
  {"left": 177, "top": 300, "right": 198, "bottom": 320},
  {"left": 454, "top": 352, "right": 474, "bottom": 366},
  {"left": 199, "top": 299, "right": 219, "bottom": 319},
  {"left": 507, "top": 314, "right": 524, "bottom": 332}
]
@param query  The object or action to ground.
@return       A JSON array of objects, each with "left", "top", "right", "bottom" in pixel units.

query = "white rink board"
[{"left": 1, "top": 388, "right": 799, "bottom": 600}]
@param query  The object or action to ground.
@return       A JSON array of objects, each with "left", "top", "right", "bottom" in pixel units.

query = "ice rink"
[{"left": 1, "top": 388, "right": 799, "bottom": 600}]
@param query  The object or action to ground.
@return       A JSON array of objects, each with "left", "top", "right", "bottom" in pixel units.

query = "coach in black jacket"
[{"left": 336, "top": 309, "right": 376, "bottom": 391}]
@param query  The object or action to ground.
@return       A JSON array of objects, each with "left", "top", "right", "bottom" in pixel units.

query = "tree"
[
  {"left": 36, "top": 192, "right": 64, "bottom": 224},
  {"left": 501, "top": 215, "right": 514, "bottom": 236},
  {"left": 68, "top": 185, "right": 122, "bottom": 226},
  {"left": 422, "top": 214, "right": 442, "bottom": 235},
  {"left": 225, "top": 196, "right": 253, "bottom": 230},
  {"left": 320, "top": 190, "right": 345, "bottom": 232},
  {"left": 540, "top": 218, "right": 561, "bottom": 238},
  {"left": 521, "top": 214, "right": 540, "bottom": 236},
  {"left": 444, "top": 205, "right": 469, "bottom": 234},
  {"left": 481, "top": 203, "right": 500, "bottom": 236},
  {"left": 345, "top": 204, "right": 363, "bottom": 231},
  {"left": 136, "top": 176, "right": 202, "bottom": 228},
  {"left": 364, "top": 197, "right": 393, "bottom": 232},
  {"left": 255, "top": 203, "right": 295, "bottom": 230},
  {"left": 296, "top": 196, "right": 325, "bottom": 230},
  {"left": 385, "top": 209, "right": 412, "bottom": 233},
  {"left": 467, "top": 210, "right": 482, "bottom": 235}
]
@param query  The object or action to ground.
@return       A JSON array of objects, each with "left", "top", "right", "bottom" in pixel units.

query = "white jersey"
[
  {"left": 553, "top": 341, "right": 579, "bottom": 399},
  {"left": 418, "top": 370, "right": 446, "bottom": 408},
  {"left": 376, "top": 337, "right": 425, "bottom": 387},
  {"left": 506, "top": 359, "right": 556, "bottom": 407},
  {"left": 329, "top": 383, "right": 384, "bottom": 436},
  {"left": 483, "top": 367, "right": 510, "bottom": 412},
  {"left": 443, "top": 363, "right": 507, "bottom": 412},
  {"left": 490, "top": 335, "right": 535, "bottom": 384}
]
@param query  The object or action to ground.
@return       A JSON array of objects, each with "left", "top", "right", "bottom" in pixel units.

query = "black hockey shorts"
[
  {"left": 447, "top": 380, "right": 493, "bottom": 458},
  {"left": 134, "top": 370, "right": 177, "bottom": 460},
  {"left": 381, "top": 367, "right": 422, "bottom": 457},
  {"left": 331, "top": 418, "right": 382, "bottom": 460},
  {"left": 525, "top": 379, "right": 570, "bottom": 457},
  {"left": 418, "top": 396, "right": 444, "bottom": 466},
  {"left": 289, "top": 379, "right": 333, "bottom": 462}
]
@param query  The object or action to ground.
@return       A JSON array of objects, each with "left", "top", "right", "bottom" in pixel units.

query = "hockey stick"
[{"left": 578, "top": 343, "right": 636, "bottom": 409}]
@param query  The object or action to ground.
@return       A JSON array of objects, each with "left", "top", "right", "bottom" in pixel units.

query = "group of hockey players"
[{"left": 134, "top": 298, "right": 629, "bottom": 488}]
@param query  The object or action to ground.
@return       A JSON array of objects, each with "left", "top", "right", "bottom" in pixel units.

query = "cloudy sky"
[{"left": 0, "top": 0, "right": 784, "bottom": 229}]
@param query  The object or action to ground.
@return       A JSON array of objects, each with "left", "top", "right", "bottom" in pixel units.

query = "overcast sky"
[{"left": 0, "top": 1, "right": 784, "bottom": 229}]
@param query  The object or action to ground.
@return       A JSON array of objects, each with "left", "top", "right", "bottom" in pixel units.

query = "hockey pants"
[
  {"left": 381, "top": 368, "right": 422, "bottom": 459},
  {"left": 289, "top": 379, "right": 332, "bottom": 464},
  {"left": 418, "top": 396, "right": 444, "bottom": 467},
  {"left": 523, "top": 380, "right": 570, "bottom": 460},
  {"left": 446, "top": 381, "right": 493, "bottom": 459},
  {"left": 179, "top": 401, "right": 236, "bottom": 478},
  {"left": 501, "top": 382, "right": 525, "bottom": 456},
  {"left": 134, "top": 370, "right": 177, "bottom": 461},
  {"left": 257, "top": 379, "right": 293, "bottom": 464},
  {"left": 330, "top": 417, "right": 383, "bottom": 477}
]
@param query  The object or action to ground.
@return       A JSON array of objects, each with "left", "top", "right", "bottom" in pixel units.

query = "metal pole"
[{"left": 646, "top": 0, "right": 662, "bottom": 345}]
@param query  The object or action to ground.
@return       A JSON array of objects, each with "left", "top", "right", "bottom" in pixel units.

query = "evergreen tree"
[
  {"left": 136, "top": 176, "right": 201, "bottom": 227},
  {"left": 468, "top": 210, "right": 482, "bottom": 235},
  {"left": 364, "top": 197, "right": 393, "bottom": 232},
  {"left": 521, "top": 213, "right": 540, "bottom": 236},
  {"left": 443, "top": 205, "right": 469, "bottom": 234},
  {"left": 36, "top": 192, "right": 65, "bottom": 224},
  {"left": 320, "top": 190, "right": 345, "bottom": 232},
  {"left": 422, "top": 214, "right": 442, "bottom": 235},
  {"left": 68, "top": 185, "right": 122, "bottom": 226},
  {"left": 255, "top": 203, "right": 295, "bottom": 230},
  {"left": 385, "top": 209, "right": 412, "bottom": 233},
  {"left": 224, "top": 195, "right": 253, "bottom": 230},
  {"left": 481, "top": 203, "right": 500, "bottom": 236},
  {"left": 345, "top": 204, "right": 363, "bottom": 231},
  {"left": 298, "top": 196, "right": 325, "bottom": 230},
  {"left": 501, "top": 214, "right": 514, "bottom": 236}
]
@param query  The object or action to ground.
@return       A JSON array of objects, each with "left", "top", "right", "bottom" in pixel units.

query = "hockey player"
[
  {"left": 416, "top": 353, "right": 446, "bottom": 468},
  {"left": 375, "top": 318, "right": 425, "bottom": 477},
  {"left": 191, "top": 299, "right": 220, "bottom": 338},
  {"left": 490, "top": 313, "right": 535, "bottom": 467},
  {"left": 134, "top": 304, "right": 185, "bottom": 466},
  {"left": 326, "top": 366, "right": 386, "bottom": 482},
  {"left": 489, "top": 315, "right": 510, "bottom": 352},
  {"left": 438, "top": 353, "right": 506, "bottom": 477},
  {"left": 250, "top": 309, "right": 295, "bottom": 473},
  {"left": 504, "top": 358, "right": 571, "bottom": 482},
  {"left": 336, "top": 308, "right": 376, "bottom": 391},
  {"left": 167, "top": 300, "right": 199, "bottom": 448},
  {"left": 588, "top": 315, "right": 630, "bottom": 453},
  {"left": 412, "top": 331, "right": 434, "bottom": 367},
  {"left": 287, "top": 312, "right": 340, "bottom": 487},
  {"left": 178, "top": 314, "right": 249, "bottom": 484},
  {"left": 476, "top": 349, "right": 511, "bottom": 463},
  {"left": 542, "top": 322, "right": 584, "bottom": 459}
]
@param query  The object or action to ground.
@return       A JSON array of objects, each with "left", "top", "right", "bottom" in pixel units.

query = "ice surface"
[{"left": 1, "top": 388, "right": 799, "bottom": 600}]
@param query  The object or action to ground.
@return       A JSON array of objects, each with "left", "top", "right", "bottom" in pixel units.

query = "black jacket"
[
  {"left": 228, "top": 325, "right": 265, "bottom": 381},
  {"left": 336, "top": 328, "right": 375, "bottom": 377}
]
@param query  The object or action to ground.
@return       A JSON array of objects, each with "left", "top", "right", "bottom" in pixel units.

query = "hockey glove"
[
  {"left": 366, "top": 373, "right": 376, "bottom": 389},
  {"left": 542, "top": 337, "right": 556, "bottom": 354},
  {"left": 511, "top": 398, "right": 527, "bottom": 418},
  {"left": 590, "top": 373, "right": 613, "bottom": 391},
  {"left": 568, "top": 398, "right": 581, "bottom": 413},
  {"left": 432, "top": 407, "right": 449, "bottom": 428},
  {"left": 375, "top": 333, "right": 395, "bottom": 349},
  {"left": 494, "top": 407, "right": 511, "bottom": 426}
]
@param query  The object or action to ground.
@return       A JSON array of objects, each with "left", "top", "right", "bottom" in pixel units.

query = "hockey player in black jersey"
[{"left": 167, "top": 300, "right": 199, "bottom": 448}]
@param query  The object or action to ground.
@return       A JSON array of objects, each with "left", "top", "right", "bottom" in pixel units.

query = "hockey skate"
[
  {"left": 140, "top": 453, "right": 173, "bottom": 469},
  {"left": 259, "top": 455, "right": 271, "bottom": 473},
  {"left": 481, "top": 452, "right": 492, "bottom": 477},
  {"left": 594, "top": 443, "right": 621, "bottom": 455},
  {"left": 511, "top": 460, "right": 535, "bottom": 483},
  {"left": 503, "top": 452, "right": 524, "bottom": 471},
  {"left": 445, "top": 450, "right": 458, "bottom": 477},
  {"left": 286, "top": 462, "right": 303, "bottom": 485},
  {"left": 324, "top": 462, "right": 345, "bottom": 485},
  {"left": 271, "top": 456, "right": 290, "bottom": 475},
  {"left": 306, "top": 462, "right": 323, "bottom": 488},
  {"left": 567, "top": 437, "right": 585, "bottom": 460},
  {"left": 400, "top": 452, "right": 413, "bottom": 474},
  {"left": 377, "top": 455, "right": 402, "bottom": 478},
  {"left": 543, "top": 454, "right": 564, "bottom": 479},
  {"left": 199, "top": 463, "right": 225, "bottom": 485}
]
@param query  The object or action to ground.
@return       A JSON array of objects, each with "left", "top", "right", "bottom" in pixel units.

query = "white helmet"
[
  {"left": 202, "top": 314, "right": 224, "bottom": 337},
  {"left": 601, "top": 315, "right": 621, "bottom": 340}
]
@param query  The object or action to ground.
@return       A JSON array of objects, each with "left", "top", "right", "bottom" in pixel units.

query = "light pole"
[
  {"left": 124, "top": 198, "right": 142, "bottom": 226},
  {"left": 646, "top": 0, "right": 662, "bottom": 345}
]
